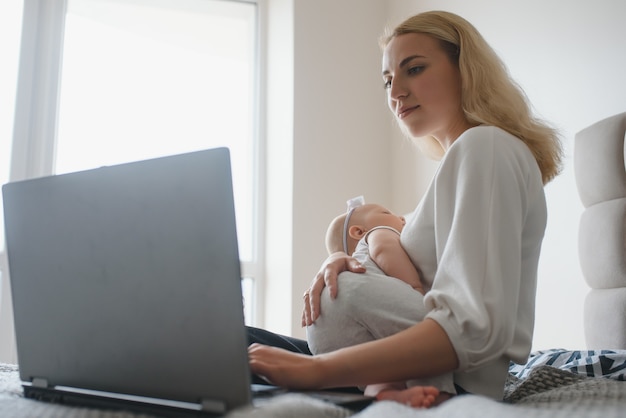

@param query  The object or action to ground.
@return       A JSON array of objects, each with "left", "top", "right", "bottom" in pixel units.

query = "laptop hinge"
[
  {"left": 31, "top": 377, "right": 49, "bottom": 388},
  {"left": 200, "top": 398, "right": 226, "bottom": 414}
]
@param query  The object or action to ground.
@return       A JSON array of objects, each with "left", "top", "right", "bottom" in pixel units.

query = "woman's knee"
[
  {"left": 306, "top": 273, "right": 425, "bottom": 353},
  {"left": 306, "top": 283, "right": 373, "bottom": 354}
]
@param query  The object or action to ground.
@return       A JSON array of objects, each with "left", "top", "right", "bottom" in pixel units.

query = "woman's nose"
[{"left": 389, "top": 78, "right": 409, "bottom": 100}]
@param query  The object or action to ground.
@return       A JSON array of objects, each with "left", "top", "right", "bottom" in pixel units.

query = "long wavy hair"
[{"left": 381, "top": 11, "right": 563, "bottom": 184}]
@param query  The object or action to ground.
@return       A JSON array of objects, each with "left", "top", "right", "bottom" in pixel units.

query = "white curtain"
[{"left": 0, "top": 0, "right": 67, "bottom": 364}]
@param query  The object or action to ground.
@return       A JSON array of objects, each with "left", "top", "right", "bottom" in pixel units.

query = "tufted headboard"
[{"left": 574, "top": 112, "right": 626, "bottom": 350}]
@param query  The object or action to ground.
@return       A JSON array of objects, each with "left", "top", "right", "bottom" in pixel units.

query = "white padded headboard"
[{"left": 574, "top": 112, "right": 626, "bottom": 349}]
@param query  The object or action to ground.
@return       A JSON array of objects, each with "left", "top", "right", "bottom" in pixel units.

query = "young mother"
[{"left": 248, "top": 10, "right": 562, "bottom": 405}]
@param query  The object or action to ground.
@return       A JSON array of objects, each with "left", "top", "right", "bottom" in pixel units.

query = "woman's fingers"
[
  {"left": 301, "top": 288, "right": 313, "bottom": 327},
  {"left": 308, "top": 271, "right": 327, "bottom": 324},
  {"left": 248, "top": 343, "right": 322, "bottom": 389},
  {"left": 301, "top": 253, "right": 366, "bottom": 327}
]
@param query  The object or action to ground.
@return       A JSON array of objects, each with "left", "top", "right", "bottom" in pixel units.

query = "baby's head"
[{"left": 325, "top": 204, "right": 405, "bottom": 255}]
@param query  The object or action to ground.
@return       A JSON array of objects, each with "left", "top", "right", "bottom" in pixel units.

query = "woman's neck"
[{"left": 435, "top": 120, "right": 479, "bottom": 151}]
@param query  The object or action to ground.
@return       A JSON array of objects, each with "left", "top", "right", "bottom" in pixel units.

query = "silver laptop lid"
[{"left": 3, "top": 147, "right": 251, "bottom": 412}]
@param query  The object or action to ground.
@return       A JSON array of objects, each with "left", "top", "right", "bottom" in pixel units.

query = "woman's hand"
[
  {"left": 301, "top": 252, "right": 366, "bottom": 326},
  {"left": 248, "top": 343, "right": 324, "bottom": 389}
]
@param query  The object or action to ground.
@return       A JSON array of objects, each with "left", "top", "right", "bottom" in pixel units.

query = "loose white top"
[{"left": 402, "top": 126, "right": 546, "bottom": 399}]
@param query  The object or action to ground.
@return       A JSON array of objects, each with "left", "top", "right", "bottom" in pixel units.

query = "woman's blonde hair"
[{"left": 381, "top": 11, "right": 563, "bottom": 184}]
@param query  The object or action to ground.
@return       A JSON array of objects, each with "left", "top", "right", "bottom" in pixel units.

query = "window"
[
  {"left": 0, "top": 0, "right": 263, "bottom": 362},
  {"left": 0, "top": 0, "right": 24, "bottom": 365},
  {"left": 57, "top": 0, "right": 258, "bottom": 263}
]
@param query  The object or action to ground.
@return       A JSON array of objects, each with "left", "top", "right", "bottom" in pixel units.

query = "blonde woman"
[{"left": 248, "top": 10, "right": 562, "bottom": 408}]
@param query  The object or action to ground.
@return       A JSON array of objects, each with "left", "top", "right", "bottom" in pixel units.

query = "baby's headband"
[{"left": 342, "top": 195, "right": 365, "bottom": 254}]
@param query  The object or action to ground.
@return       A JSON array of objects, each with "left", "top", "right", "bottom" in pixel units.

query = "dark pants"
[{"left": 246, "top": 326, "right": 312, "bottom": 354}]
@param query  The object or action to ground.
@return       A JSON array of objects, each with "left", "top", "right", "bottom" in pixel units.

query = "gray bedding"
[{"left": 2, "top": 362, "right": 625, "bottom": 418}]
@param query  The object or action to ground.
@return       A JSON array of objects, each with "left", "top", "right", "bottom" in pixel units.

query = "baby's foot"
[{"left": 376, "top": 385, "right": 442, "bottom": 408}]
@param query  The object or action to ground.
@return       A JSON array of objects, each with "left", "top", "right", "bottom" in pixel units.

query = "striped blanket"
[{"left": 509, "top": 349, "right": 626, "bottom": 381}]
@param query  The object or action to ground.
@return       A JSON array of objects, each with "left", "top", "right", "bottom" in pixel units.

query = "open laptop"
[{"left": 2, "top": 147, "right": 373, "bottom": 417}]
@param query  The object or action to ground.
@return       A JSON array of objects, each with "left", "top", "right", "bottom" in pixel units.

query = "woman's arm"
[
  {"left": 249, "top": 318, "right": 458, "bottom": 389},
  {"left": 367, "top": 228, "right": 424, "bottom": 291},
  {"left": 301, "top": 252, "right": 366, "bottom": 326}
]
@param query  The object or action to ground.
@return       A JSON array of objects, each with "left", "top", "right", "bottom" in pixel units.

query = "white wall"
[
  {"left": 268, "top": 0, "right": 626, "bottom": 350},
  {"left": 264, "top": 0, "right": 390, "bottom": 338}
]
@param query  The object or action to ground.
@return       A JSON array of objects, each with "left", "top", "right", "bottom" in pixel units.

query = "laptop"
[{"left": 2, "top": 147, "right": 373, "bottom": 417}]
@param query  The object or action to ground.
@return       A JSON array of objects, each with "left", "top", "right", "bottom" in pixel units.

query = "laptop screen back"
[{"left": 2, "top": 147, "right": 251, "bottom": 412}]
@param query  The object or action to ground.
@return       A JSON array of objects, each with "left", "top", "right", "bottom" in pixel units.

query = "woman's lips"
[{"left": 398, "top": 105, "right": 419, "bottom": 119}]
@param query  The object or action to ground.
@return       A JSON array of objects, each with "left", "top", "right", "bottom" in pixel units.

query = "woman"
[{"left": 248, "top": 10, "right": 562, "bottom": 407}]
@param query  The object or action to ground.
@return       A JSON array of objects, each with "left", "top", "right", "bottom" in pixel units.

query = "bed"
[{"left": 1, "top": 113, "right": 625, "bottom": 417}]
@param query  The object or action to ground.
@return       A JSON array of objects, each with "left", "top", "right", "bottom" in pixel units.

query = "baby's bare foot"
[{"left": 376, "top": 385, "right": 441, "bottom": 408}]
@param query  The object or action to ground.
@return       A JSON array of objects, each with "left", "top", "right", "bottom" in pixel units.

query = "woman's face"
[{"left": 382, "top": 33, "right": 466, "bottom": 147}]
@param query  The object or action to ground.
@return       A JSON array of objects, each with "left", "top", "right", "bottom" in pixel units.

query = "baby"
[
  {"left": 324, "top": 196, "right": 424, "bottom": 292},
  {"left": 307, "top": 196, "right": 455, "bottom": 407}
]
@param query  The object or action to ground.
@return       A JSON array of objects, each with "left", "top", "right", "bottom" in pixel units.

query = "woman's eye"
[
  {"left": 408, "top": 66, "right": 424, "bottom": 75},
  {"left": 383, "top": 79, "right": 392, "bottom": 90}
]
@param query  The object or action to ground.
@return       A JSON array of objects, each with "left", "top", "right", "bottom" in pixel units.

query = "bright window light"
[{"left": 56, "top": 0, "right": 258, "bottom": 262}]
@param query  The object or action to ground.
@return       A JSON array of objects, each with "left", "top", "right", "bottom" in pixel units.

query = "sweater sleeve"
[{"left": 423, "top": 127, "right": 540, "bottom": 371}]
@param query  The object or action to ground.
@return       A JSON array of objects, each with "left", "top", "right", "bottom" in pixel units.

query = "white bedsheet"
[{"left": 2, "top": 362, "right": 626, "bottom": 418}]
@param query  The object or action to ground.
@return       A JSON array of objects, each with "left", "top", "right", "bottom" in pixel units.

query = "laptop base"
[
  {"left": 25, "top": 384, "right": 374, "bottom": 416},
  {"left": 24, "top": 385, "right": 220, "bottom": 417}
]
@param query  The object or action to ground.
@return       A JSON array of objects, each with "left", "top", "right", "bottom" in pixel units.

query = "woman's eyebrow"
[{"left": 382, "top": 55, "right": 425, "bottom": 76}]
